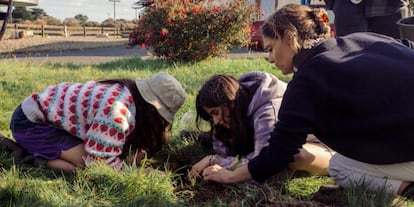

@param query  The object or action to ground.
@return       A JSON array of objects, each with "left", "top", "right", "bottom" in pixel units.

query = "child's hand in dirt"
[{"left": 188, "top": 155, "right": 215, "bottom": 180}]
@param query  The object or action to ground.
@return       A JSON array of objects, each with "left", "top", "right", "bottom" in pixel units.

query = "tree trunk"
[{"left": 0, "top": 0, "right": 13, "bottom": 41}]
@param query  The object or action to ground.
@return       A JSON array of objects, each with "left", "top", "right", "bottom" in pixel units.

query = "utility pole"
[
  {"left": 109, "top": 0, "right": 120, "bottom": 37},
  {"left": 132, "top": 6, "right": 139, "bottom": 24}
]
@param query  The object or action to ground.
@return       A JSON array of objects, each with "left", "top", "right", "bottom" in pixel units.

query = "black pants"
[{"left": 332, "top": 0, "right": 409, "bottom": 39}]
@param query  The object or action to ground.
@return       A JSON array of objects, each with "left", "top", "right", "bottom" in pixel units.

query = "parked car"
[{"left": 249, "top": 20, "right": 264, "bottom": 51}]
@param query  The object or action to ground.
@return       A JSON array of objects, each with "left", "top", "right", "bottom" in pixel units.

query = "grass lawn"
[{"left": 0, "top": 57, "right": 411, "bottom": 206}]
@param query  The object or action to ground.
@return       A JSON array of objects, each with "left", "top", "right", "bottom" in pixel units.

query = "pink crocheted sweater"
[{"left": 21, "top": 81, "right": 136, "bottom": 169}]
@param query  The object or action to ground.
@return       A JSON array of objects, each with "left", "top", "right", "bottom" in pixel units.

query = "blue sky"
[{"left": 31, "top": 0, "right": 141, "bottom": 23}]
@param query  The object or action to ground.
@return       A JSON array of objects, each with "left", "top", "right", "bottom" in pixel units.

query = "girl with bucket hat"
[{"left": 9, "top": 72, "right": 186, "bottom": 172}]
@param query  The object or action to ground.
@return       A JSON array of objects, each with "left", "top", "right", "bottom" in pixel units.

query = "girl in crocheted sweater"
[{"left": 10, "top": 72, "right": 186, "bottom": 172}]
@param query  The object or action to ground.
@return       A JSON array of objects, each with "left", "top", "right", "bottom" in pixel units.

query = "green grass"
[{"left": 0, "top": 57, "right": 411, "bottom": 206}]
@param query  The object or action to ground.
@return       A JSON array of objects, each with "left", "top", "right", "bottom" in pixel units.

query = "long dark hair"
[
  {"left": 98, "top": 79, "right": 170, "bottom": 158},
  {"left": 195, "top": 75, "right": 258, "bottom": 156}
]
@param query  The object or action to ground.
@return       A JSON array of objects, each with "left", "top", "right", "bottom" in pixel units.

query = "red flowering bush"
[{"left": 129, "top": 0, "right": 258, "bottom": 62}]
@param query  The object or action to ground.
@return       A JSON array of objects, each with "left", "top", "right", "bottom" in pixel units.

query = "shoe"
[
  {"left": 0, "top": 134, "right": 47, "bottom": 167},
  {"left": 0, "top": 135, "right": 26, "bottom": 156}
]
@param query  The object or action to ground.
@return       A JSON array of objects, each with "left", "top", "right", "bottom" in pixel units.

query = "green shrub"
[{"left": 128, "top": 0, "right": 257, "bottom": 63}]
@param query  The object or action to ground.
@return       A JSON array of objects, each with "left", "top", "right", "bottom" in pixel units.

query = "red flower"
[
  {"left": 212, "top": 5, "right": 221, "bottom": 13},
  {"left": 160, "top": 28, "right": 169, "bottom": 37},
  {"left": 193, "top": 5, "right": 203, "bottom": 13}
]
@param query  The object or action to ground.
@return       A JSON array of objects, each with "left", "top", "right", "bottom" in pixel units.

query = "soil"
[{"left": 0, "top": 36, "right": 129, "bottom": 54}]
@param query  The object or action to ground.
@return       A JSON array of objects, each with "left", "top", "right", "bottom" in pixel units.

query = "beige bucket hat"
[{"left": 136, "top": 72, "right": 186, "bottom": 123}]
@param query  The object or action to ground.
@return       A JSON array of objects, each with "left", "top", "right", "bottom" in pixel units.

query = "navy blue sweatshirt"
[{"left": 248, "top": 32, "right": 414, "bottom": 182}]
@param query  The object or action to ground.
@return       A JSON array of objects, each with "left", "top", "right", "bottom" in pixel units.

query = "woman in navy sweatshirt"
[{"left": 201, "top": 4, "right": 414, "bottom": 197}]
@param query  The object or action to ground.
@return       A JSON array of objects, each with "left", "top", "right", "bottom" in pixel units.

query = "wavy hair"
[{"left": 261, "top": 4, "right": 331, "bottom": 52}]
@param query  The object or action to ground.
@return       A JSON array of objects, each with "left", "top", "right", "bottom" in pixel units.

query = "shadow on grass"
[
  {"left": 11, "top": 40, "right": 127, "bottom": 55},
  {"left": 40, "top": 57, "right": 174, "bottom": 72},
  {"left": 94, "top": 57, "right": 172, "bottom": 71}
]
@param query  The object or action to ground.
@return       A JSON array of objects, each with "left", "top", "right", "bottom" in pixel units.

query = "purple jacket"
[{"left": 211, "top": 71, "right": 287, "bottom": 169}]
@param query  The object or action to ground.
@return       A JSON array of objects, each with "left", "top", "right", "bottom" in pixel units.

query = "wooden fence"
[{"left": 4, "top": 23, "right": 134, "bottom": 38}]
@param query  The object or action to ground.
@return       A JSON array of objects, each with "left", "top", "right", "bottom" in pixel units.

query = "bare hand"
[
  {"left": 202, "top": 164, "right": 234, "bottom": 184},
  {"left": 202, "top": 164, "right": 252, "bottom": 184},
  {"left": 188, "top": 155, "right": 212, "bottom": 180}
]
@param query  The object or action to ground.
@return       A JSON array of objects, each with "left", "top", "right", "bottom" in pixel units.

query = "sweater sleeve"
[
  {"left": 212, "top": 102, "right": 280, "bottom": 170},
  {"left": 211, "top": 136, "right": 237, "bottom": 168},
  {"left": 246, "top": 101, "right": 278, "bottom": 161},
  {"left": 248, "top": 75, "right": 313, "bottom": 182}
]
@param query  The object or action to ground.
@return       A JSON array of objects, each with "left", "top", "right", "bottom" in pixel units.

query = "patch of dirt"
[{"left": 0, "top": 36, "right": 128, "bottom": 54}]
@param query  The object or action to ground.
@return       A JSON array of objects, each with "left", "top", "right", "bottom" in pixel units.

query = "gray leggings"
[{"left": 329, "top": 153, "right": 414, "bottom": 194}]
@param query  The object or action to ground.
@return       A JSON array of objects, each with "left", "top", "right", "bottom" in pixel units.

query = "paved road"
[{"left": 0, "top": 45, "right": 266, "bottom": 65}]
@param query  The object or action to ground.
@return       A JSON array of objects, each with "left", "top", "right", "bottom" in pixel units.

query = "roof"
[{"left": 0, "top": 0, "right": 38, "bottom": 7}]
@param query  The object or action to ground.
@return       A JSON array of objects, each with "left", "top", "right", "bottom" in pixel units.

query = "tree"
[
  {"left": 30, "top": 8, "right": 47, "bottom": 20},
  {"left": 41, "top": 16, "right": 62, "bottom": 26},
  {"left": 74, "top": 14, "right": 88, "bottom": 26},
  {"left": 63, "top": 18, "right": 81, "bottom": 27},
  {"left": 133, "top": 0, "right": 154, "bottom": 9},
  {"left": 101, "top": 18, "right": 115, "bottom": 27},
  {"left": 133, "top": 0, "right": 154, "bottom": 16},
  {"left": 83, "top": 21, "right": 101, "bottom": 27},
  {"left": 13, "top": 7, "right": 33, "bottom": 21}
]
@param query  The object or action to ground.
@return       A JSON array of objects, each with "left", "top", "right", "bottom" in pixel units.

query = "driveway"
[{"left": 0, "top": 45, "right": 267, "bottom": 65}]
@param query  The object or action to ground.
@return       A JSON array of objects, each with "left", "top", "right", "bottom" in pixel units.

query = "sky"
[{"left": 31, "top": 0, "right": 142, "bottom": 23}]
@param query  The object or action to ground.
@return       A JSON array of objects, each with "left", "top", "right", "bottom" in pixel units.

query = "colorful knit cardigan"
[{"left": 21, "top": 81, "right": 136, "bottom": 169}]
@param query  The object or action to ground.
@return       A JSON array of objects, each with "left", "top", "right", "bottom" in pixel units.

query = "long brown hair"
[
  {"left": 261, "top": 4, "right": 331, "bottom": 52},
  {"left": 195, "top": 75, "right": 258, "bottom": 156},
  {"left": 98, "top": 79, "right": 170, "bottom": 158}
]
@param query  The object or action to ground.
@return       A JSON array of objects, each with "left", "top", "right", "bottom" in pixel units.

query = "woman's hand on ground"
[
  {"left": 202, "top": 164, "right": 252, "bottom": 184},
  {"left": 202, "top": 164, "right": 233, "bottom": 183}
]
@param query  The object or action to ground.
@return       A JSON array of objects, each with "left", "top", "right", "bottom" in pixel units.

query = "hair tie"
[{"left": 320, "top": 13, "right": 329, "bottom": 25}]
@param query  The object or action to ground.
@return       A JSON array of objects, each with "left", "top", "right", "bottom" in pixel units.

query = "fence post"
[
  {"left": 101, "top": 26, "right": 104, "bottom": 34},
  {"left": 64, "top": 25, "right": 68, "bottom": 37},
  {"left": 14, "top": 24, "right": 18, "bottom": 39},
  {"left": 41, "top": 24, "right": 45, "bottom": 37},
  {"left": 83, "top": 26, "right": 86, "bottom": 37}
]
